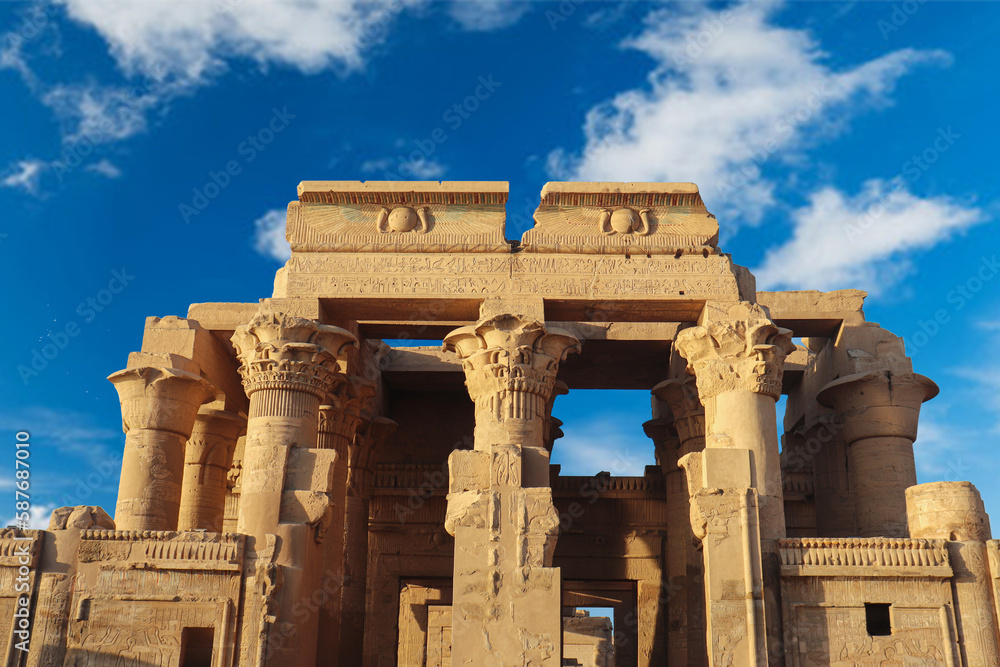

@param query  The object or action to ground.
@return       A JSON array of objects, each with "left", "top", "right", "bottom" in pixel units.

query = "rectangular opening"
[
  {"left": 180, "top": 627, "right": 215, "bottom": 667},
  {"left": 865, "top": 603, "right": 891, "bottom": 636}
]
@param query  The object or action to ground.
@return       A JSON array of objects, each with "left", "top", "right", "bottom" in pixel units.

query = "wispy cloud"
[
  {"left": 754, "top": 179, "right": 986, "bottom": 294},
  {"left": 551, "top": 415, "right": 651, "bottom": 477},
  {"left": 550, "top": 2, "right": 949, "bottom": 225},
  {"left": 1, "top": 159, "right": 48, "bottom": 195},
  {"left": 361, "top": 156, "right": 446, "bottom": 180},
  {"left": 85, "top": 158, "right": 123, "bottom": 179}
]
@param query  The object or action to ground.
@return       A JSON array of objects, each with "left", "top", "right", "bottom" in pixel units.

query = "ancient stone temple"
[{"left": 7, "top": 180, "right": 1000, "bottom": 667}]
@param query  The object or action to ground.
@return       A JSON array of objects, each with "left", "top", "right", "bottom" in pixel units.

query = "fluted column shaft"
[
  {"left": 675, "top": 302, "right": 794, "bottom": 667},
  {"left": 109, "top": 366, "right": 217, "bottom": 531},
  {"left": 819, "top": 370, "right": 937, "bottom": 537},
  {"left": 232, "top": 311, "right": 357, "bottom": 667},
  {"left": 178, "top": 408, "right": 245, "bottom": 532}
]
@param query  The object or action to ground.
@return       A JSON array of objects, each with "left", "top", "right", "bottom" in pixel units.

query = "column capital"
[
  {"left": 652, "top": 376, "right": 705, "bottom": 454},
  {"left": 231, "top": 311, "right": 358, "bottom": 400},
  {"left": 319, "top": 375, "right": 377, "bottom": 453},
  {"left": 675, "top": 303, "right": 794, "bottom": 401},
  {"left": 444, "top": 314, "right": 579, "bottom": 447},
  {"left": 817, "top": 370, "right": 938, "bottom": 443},
  {"left": 643, "top": 417, "right": 679, "bottom": 471},
  {"left": 108, "top": 366, "right": 219, "bottom": 436},
  {"left": 187, "top": 408, "right": 246, "bottom": 464}
]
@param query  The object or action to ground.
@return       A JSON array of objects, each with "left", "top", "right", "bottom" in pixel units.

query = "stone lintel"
[
  {"left": 522, "top": 182, "right": 719, "bottom": 254},
  {"left": 289, "top": 181, "right": 510, "bottom": 254}
]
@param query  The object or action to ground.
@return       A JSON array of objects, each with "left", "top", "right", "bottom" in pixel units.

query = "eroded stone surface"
[{"left": 18, "top": 181, "right": 988, "bottom": 667}]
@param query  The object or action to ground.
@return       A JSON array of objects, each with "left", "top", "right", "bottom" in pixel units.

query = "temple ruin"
[{"left": 5, "top": 180, "right": 998, "bottom": 666}]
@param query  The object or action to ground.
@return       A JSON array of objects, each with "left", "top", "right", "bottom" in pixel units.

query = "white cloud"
[
  {"left": 361, "top": 155, "right": 445, "bottom": 179},
  {"left": 56, "top": 0, "right": 418, "bottom": 85},
  {"left": 448, "top": 0, "right": 530, "bottom": 31},
  {"left": 2, "top": 159, "right": 48, "bottom": 195},
  {"left": 753, "top": 179, "right": 985, "bottom": 293},
  {"left": 42, "top": 82, "right": 160, "bottom": 144},
  {"left": 85, "top": 158, "right": 123, "bottom": 179},
  {"left": 254, "top": 208, "right": 291, "bottom": 262},
  {"left": 550, "top": 2, "right": 949, "bottom": 224},
  {"left": 3, "top": 503, "right": 57, "bottom": 530},
  {"left": 551, "top": 416, "right": 651, "bottom": 477}
]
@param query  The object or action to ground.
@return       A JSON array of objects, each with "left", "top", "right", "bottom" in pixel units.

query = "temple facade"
[{"left": 4, "top": 180, "right": 999, "bottom": 667}]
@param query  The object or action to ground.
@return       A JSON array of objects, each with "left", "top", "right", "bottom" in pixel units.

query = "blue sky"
[{"left": 1, "top": 0, "right": 998, "bottom": 528}]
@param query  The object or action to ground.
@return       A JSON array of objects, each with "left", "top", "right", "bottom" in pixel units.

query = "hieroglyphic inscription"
[{"left": 280, "top": 253, "right": 742, "bottom": 300}]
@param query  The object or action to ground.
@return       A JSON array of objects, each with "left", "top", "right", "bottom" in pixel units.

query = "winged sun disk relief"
[
  {"left": 598, "top": 207, "right": 652, "bottom": 236},
  {"left": 376, "top": 205, "right": 430, "bottom": 234}
]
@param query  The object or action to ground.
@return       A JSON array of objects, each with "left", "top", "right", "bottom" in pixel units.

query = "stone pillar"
[
  {"left": 231, "top": 310, "right": 357, "bottom": 667},
  {"left": 339, "top": 412, "right": 396, "bottom": 667},
  {"left": 318, "top": 376, "right": 376, "bottom": 665},
  {"left": 797, "top": 414, "right": 857, "bottom": 537},
  {"left": 649, "top": 375, "right": 707, "bottom": 667},
  {"left": 443, "top": 313, "right": 580, "bottom": 667},
  {"left": 675, "top": 302, "right": 794, "bottom": 666},
  {"left": 177, "top": 408, "right": 245, "bottom": 532},
  {"left": 819, "top": 370, "right": 938, "bottom": 537},
  {"left": 679, "top": 448, "right": 768, "bottom": 667},
  {"left": 907, "top": 482, "right": 1000, "bottom": 666},
  {"left": 109, "top": 366, "right": 218, "bottom": 531}
]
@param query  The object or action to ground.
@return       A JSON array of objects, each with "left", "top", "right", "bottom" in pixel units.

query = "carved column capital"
[
  {"left": 444, "top": 314, "right": 580, "bottom": 446},
  {"left": 817, "top": 370, "right": 938, "bottom": 443},
  {"left": 319, "top": 375, "right": 377, "bottom": 453},
  {"left": 108, "top": 366, "right": 219, "bottom": 436},
  {"left": 231, "top": 311, "right": 357, "bottom": 400},
  {"left": 652, "top": 376, "right": 706, "bottom": 455},
  {"left": 675, "top": 304, "right": 794, "bottom": 401}
]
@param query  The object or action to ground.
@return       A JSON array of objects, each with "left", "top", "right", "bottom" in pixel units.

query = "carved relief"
[
  {"left": 521, "top": 182, "right": 720, "bottom": 254},
  {"left": 675, "top": 302, "right": 795, "bottom": 400}
]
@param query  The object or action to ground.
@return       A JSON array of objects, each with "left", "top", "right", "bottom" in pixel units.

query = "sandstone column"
[
  {"left": 316, "top": 376, "right": 374, "bottom": 665},
  {"left": 679, "top": 448, "right": 768, "bottom": 667},
  {"left": 339, "top": 411, "right": 396, "bottom": 667},
  {"left": 177, "top": 407, "right": 245, "bottom": 532},
  {"left": 675, "top": 302, "right": 794, "bottom": 666},
  {"left": 443, "top": 312, "right": 580, "bottom": 667},
  {"left": 231, "top": 310, "right": 357, "bottom": 667},
  {"left": 907, "top": 482, "right": 1000, "bottom": 666},
  {"left": 648, "top": 375, "right": 707, "bottom": 667},
  {"left": 818, "top": 370, "right": 938, "bottom": 537},
  {"left": 797, "top": 414, "right": 857, "bottom": 537},
  {"left": 109, "top": 365, "right": 218, "bottom": 531}
]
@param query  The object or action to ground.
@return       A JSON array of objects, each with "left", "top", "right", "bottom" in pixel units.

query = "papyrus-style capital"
[
  {"left": 231, "top": 311, "right": 357, "bottom": 400},
  {"left": 675, "top": 303, "right": 794, "bottom": 401},
  {"left": 109, "top": 366, "right": 219, "bottom": 436},
  {"left": 178, "top": 408, "right": 245, "bottom": 532},
  {"left": 443, "top": 314, "right": 580, "bottom": 433},
  {"left": 817, "top": 370, "right": 938, "bottom": 443}
]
